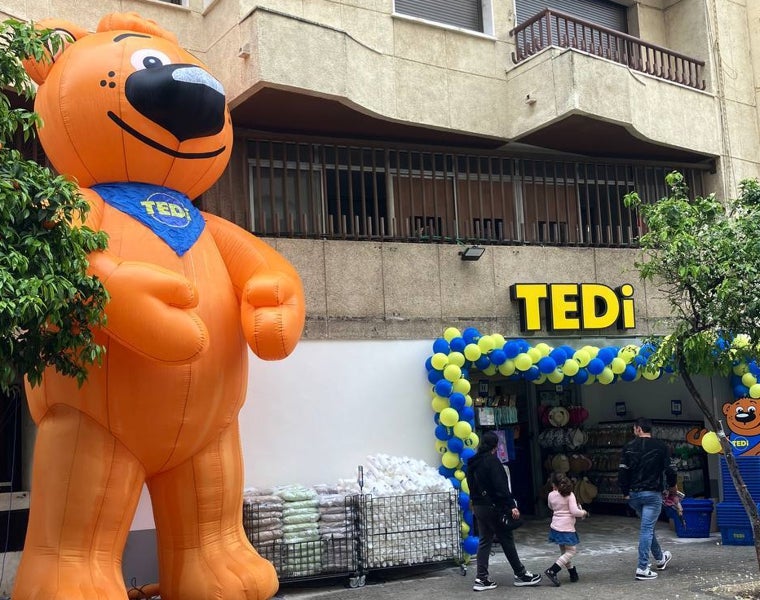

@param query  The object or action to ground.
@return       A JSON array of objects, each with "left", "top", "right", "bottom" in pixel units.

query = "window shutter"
[
  {"left": 515, "top": 0, "right": 627, "bottom": 33},
  {"left": 395, "top": 0, "right": 483, "bottom": 32}
]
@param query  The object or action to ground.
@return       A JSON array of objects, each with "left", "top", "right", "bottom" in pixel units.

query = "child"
[{"left": 544, "top": 472, "right": 588, "bottom": 586}]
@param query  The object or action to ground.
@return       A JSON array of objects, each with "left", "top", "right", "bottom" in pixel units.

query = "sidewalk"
[{"left": 277, "top": 514, "right": 760, "bottom": 600}]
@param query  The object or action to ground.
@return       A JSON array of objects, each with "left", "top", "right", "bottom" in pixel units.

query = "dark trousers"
[{"left": 472, "top": 504, "right": 525, "bottom": 579}]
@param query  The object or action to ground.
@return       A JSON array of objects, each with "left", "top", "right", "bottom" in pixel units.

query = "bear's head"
[
  {"left": 723, "top": 397, "right": 760, "bottom": 437},
  {"left": 23, "top": 12, "right": 232, "bottom": 199}
]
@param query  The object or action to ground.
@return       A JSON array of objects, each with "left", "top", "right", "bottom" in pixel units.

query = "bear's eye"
[
  {"left": 131, "top": 49, "right": 171, "bottom": 71},
  {"left": 750, "top": 407, "right": 757, "bottom": 414},
  {"left": 737, "top": 406, "right": 745, "bottom": 414}
]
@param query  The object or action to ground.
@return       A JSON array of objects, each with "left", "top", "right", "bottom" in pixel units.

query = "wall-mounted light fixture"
[
  {"left": 671, "top": 399, "right": 682, "bottom": 416},
  {"left": 459, "top": 245, "right": 485, "bottom": 261},
  {"left": 615, "top": 401, "right": 627, "bottom": 417}
]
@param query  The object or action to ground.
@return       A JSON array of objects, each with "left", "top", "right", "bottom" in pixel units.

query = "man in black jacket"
[
  {"left": 465, "top": 430, "right": 541, "bottom": 591},
  {"left": 618, "top": 418, "right": 677, "bottom": 581}
]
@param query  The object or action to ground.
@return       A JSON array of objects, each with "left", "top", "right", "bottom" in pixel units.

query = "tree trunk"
[{"left": 680, "top": 368, "right": 760, "bottom": 570}]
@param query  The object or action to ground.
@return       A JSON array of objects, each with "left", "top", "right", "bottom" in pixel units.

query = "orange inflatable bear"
[{"left": 15, "top": 12, "right": 305, "bottom": 600}]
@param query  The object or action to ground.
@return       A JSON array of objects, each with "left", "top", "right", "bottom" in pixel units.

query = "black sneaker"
[
  {"left": 568, "top": 567, "right": 579, "bottom": 583},
  {"left": 513, "top": 572, "right": 542, "bottom": 587},
  {"left": 544, "top": 568, "right": 560, "bottom": 587},
  {"left": 473, "top": 578, "right": 497, "bottom": 592}
]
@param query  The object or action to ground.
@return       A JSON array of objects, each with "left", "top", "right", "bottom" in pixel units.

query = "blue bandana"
[{"left": 92, "top": 183, "right": 205, "bottom": 256}]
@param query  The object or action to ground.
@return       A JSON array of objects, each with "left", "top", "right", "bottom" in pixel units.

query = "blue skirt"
[{"left": 548, "top": 529, "right": 580, "bottom": 545}]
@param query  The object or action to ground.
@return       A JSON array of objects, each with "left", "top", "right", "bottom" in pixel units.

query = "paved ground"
[{"left": 277, "top": 514, "right": 760, "bottom": 600}]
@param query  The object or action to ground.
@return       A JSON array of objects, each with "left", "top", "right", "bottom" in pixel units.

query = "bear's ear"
[
  {"left": 97, "top": 12, "right": 178, "bottom": 44},
  {"left": 722, "top": 402, "right": 733, "bottom": 416},
  {"left": 22, "top": 19, "right": 89, "bottom": 85}
]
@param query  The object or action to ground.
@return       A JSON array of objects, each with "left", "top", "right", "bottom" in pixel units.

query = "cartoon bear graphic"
[
  {"left": 14, "top": 12, "right": 304, "bottom": 600},
  {"left": 686, "top": 397, "right": 760, "bottom": 456}
]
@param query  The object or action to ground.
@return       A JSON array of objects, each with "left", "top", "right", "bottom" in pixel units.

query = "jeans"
[
  {"left": 628, "top": 490, "right": 664, "bottom": 571},
  {"left": 472, "top": 504, "right": 526, "bottom": 579}
]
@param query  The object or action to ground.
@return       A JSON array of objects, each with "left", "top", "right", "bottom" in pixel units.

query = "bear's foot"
[
  {"left": 159, "top": 541, "right": 279, "bottom": 600},
  {"left": 13, "top": 556, "right": 126, "bottom": 600}
]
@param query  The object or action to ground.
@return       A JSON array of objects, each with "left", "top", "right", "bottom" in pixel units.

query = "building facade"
[{"left": 1, "top": 0, "right": 758, "bottom": 591}]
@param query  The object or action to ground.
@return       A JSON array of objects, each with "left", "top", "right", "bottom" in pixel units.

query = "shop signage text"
[{"left": 509, "top": 283, "right": 636, "bottom": 332}]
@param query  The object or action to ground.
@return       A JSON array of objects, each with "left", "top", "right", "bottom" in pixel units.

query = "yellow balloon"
[
  {"left": 598, "top": 368, "right": 614, "bottom": 384},
  {"left": 440, "top": 407, "right": 459, "bottom": 427},
  {"left": 643, "top": 367, "right": 660, "bottom": 380},
  {"left": 454, "top": 469, "right": 466, "bottom": 481},
  {"left": 444, "top": 364, "right": 462, "bottom": 382},
  {"left": 460, "top": 522, "right": 470, "bottom": 536},
  {"left": 573, "top": 350, "right": 590, "bottom": 367},
  {"left": 453, "top": 378, "right": 471, "bottom": 395},
  {"left": 620, "top": 346, "right": 637, "bottom": 363},
  {"left": 460, "top": 479, "right": 470, "bottom": 494},
  {"left": 584, "top": 373, "right": 596, "bottom": 385},
  {"left": 431, "top": 395, "right": 449, "bottom": 413},
  {"left": 465, "top": 432, "right": 479, "bottom": 448},
  {"left": 742, "top": 372, "right": 758, "bottom": 388},
  {"left": 442, "top": 451, "right": 460, "bottom": 469},
  {"left": 514, "top": 353, "right": 532, "bottom": 371},
  {"left": 448, "top": 352, "right": 465, "bottom": 367},
  {"left": 491, "top": 334, "right": 506, "bottom": 349},
  {"left": 702, "top": 431, "right": 722, "bottom": 454},
  {"left": 547, "top": 369, "right": 564, "bottom": 384},
  {"left": 527, "top": 347, "right": 542, "bottom": 363},
  {"left": 435, "top": 440, "right": 448, "bottom": 454},
  {"left": 463, "top": 343, "right": 481, "bottom": 362},
  {"left": 611, "top": 357, "right": 626, "bottom": 374},
  {"left": 750, "top": 384, "right": 760, "bottom": 399},
  {"left": 535, "top": 343, "right": 552, "bottom": 357},
  {"left": 482, "top": 365, "right": 497, "bottom": 376},
  {"left": 734, "top": 362, "right": 749, "bottom": 376},
  {"left": 498, "top": 360, "right": 516, "bottom": 376},
  {"left": 454, "top": 421, "right": 473, "bottom": 439},
  {"left": 534, "top": 374, "right": 547, "bottom": 384},
  {"left": 478, "top": 335, "right": 495, "bottom": 353},
  {"left": 431, "top": 352, "right": 448, "bottom": 370},
  {"left": 465, "top": 394, "right": 473, "bottom": 407},
  {"left": 562, "top": 359, "right": 579, "bottom": 376},
  {"left": 583, "top": 345, "right": 599, "bottom": 358},
  {"left": 444, "top": 327, "right": 462, "bottom": 342}
]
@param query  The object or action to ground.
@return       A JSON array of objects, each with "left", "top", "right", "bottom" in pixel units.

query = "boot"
[
  {"left": 568, "top": 566, "right": 579, "bottom": 582},
  {"left": 544, "top": 563, "right": 561, "bottom": 587}
]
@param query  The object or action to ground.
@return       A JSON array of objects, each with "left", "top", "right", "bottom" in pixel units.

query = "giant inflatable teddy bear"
[{"left": 14, "top": 12, "right": 305, "bottom": 600}]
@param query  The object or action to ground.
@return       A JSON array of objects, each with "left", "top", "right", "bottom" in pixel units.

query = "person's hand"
[
  {"left": 584, "top": 510, "right": 590, "bottom": 519},
  {"left": 512, "top": 508, "right": 520, "bottom": 519}
]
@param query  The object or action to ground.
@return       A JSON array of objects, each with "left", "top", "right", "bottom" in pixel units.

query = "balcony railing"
[{"left": 509, "top": 9, "right": 706, "bottom": 91}]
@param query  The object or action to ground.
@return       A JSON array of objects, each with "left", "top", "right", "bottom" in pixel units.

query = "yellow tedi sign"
[{"left": 510, "top": 283, "right": 636, "bottom": 332}]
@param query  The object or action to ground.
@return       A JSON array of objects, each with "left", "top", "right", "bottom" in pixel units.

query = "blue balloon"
[
  {"left": 448, "top": 476, "right": 461, "bottom": 489},
  {"left": 538, "top": 357, "right": 557, "bottom": 374},
  {"left": 461, "top": 448, "right": 476, "bottom": 462},
  {"left": 587, "top": 358, "right": 605, "bottom": 375},
  {"left": 462, "top": 508, "right": 474, "bottom": 526},
  {"left": 433, "top": 338, "right": 450, "bottom": 354},
  {"left": 621, "top": 365, "right": 638, "bottom": 381},
  {"left": 462, "top": 327, "right": 481, "bottom": 344},
  {"left": 458, "top": 492, "right": 471, "bottom": 510},
  {"left": 434, "top": 379, "right": 453, "bottom": 397},
  {"left": 503, "top": 341, "right": 520, "bottom": 358},
  {"left": 634, "top": 355, "right": 647, "bottom": 367},
  {"left": 525, "top": 366, "right": 541, "bottom": 381},
  {"left": 449, "top": 392, "right": 466, "bottom": 411},
  {"left": 597, "top": 348, "right": 616, "bottom": 365},
  {"left": 438, "top": 465, "right": 455, "bottom": 478},
  {"left": 475, "top": 356, "right": 491, "bottom": 370},
  {"left": 750, "top": 361, "right": 760, "bottom": 377},
  {"left": 425, "top": 357, "right": 433, "bottom": 371},
  {"left": 462, "top": 535, "right": 479, "bottom": 555},
  {"left": 573, "top": 368, "right": 589, "bottom": 384},
  {"left": 435, "top": 425, "right": 452, "bottom": 441},
  {"left": 427, "top": 369, "right": 444, "bottom": 384},
  {"left": 433, "top": 413, "right": 440, "bottom": 424},
  {"left": 448, "top": 437, "right": 464, "bottom": 453},
  {"left": 450, "top": 337, "right": 467, "bottom": 352},
  {"left": 549, "top": 349, "right": 567, "bottom": 364},
  {"left": 559, "top": 345, "right": 576, "bottom": 360},
  {"left": 734, "top": 384, "right": 750, "bottom": 398},
  {"left": 490, "top": 349, "right": 507, "bottom": 366},
  {"left": 515, "top": 339, "right": 530, "bottom": 353},
  {"left": 461, "top": 406, "right": 475, "bottom": 422},
  {"left": 461, "top": 368, "right": 470, "bottom": 380}
]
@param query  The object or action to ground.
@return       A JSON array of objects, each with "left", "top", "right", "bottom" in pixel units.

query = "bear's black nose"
[{"left": 125, "top": 64, "right": 226, "bottom": 142}]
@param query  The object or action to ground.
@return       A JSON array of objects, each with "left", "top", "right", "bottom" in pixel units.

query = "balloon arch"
[{"left": 424, "top": 326, "right": 757, "bottom": 559}]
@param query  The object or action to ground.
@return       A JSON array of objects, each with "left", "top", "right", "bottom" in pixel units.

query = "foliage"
[
  {"left": 0, "top": 19, "right": 109, "bottom": 392},
  {"left": 625, "top": 172, "right": 760, "bottom": 376}
]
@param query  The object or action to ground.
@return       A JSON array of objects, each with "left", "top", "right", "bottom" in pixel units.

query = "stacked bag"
[
  {"left": 277, "top": 485, "right": 322, "bottom": 577},
  {"left": 242, "top": 488, "right": 284, "bottom": 552}
]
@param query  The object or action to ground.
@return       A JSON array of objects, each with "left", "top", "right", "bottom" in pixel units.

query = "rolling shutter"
[
  {"left": 395, "top": 0, "right": 483, "bottom": 32},
  {"left": 515, "top": 0, "right": 627, "bottom": 32}
]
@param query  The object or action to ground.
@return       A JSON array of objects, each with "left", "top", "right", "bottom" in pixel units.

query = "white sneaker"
[
  {"left": 635, "top": 568, "right": 658, "bottom": 580},
  {"left": 656, "top": 551, "right": 672, "bottom": 570}
]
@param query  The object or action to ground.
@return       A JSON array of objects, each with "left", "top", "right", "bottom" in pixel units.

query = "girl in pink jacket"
[{"left": 544, "top": 473, "right": 589, "bottom": 586}]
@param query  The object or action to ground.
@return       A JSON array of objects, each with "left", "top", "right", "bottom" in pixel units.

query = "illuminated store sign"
[{"left": 510, "top": 283, "right": 636, "bottom": 332}]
